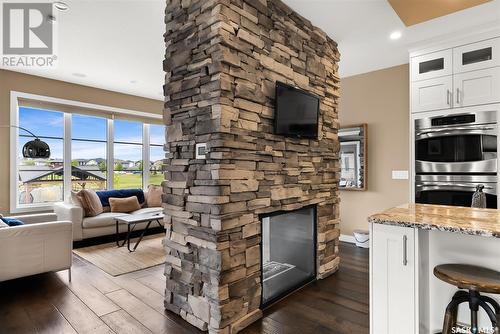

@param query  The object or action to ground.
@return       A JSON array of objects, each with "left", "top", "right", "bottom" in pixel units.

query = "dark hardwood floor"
[{"left": 0, "top": 242, "right": 368, "bottom": 334}]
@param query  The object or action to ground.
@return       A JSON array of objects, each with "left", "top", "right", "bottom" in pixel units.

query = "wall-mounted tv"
[{"left": 274, "top": 82, "right": 319, "bottom": 139}]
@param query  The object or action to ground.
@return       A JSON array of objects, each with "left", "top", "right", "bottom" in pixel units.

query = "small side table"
[{"left": 115, "top": 213, "right": 164, "bottom": 252}]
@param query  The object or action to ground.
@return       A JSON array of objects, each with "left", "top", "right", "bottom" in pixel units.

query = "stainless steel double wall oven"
[{"left": 415, "top": 110, "right": 498, "bottom": 208}]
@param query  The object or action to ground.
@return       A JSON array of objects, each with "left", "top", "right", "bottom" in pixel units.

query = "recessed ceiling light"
[
  {"left": 54, "top": 2, "right": 69, "bottom": 11},
  {"left": 390, "top": 31, "right": 402, "bottom": 40},
  {"left": 72, "top": 73, "right": 87, "bottom": 78}
]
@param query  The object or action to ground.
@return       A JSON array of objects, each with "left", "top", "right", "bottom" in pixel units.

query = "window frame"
[{"left": 10, "top": 91, "right": 163, "bottom": 213}]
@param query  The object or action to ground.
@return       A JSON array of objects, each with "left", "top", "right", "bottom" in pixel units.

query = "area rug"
[{"left": 73, "top": 234, "right": 165, "bottom": 276}]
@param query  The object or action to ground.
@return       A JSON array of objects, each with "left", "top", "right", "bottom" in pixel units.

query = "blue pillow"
[
  {"left": 1, "top": 217, "right": 25, "bottom": 227},
  {"left": 96, "top": 189, "right": 145, "bottom": 207}
]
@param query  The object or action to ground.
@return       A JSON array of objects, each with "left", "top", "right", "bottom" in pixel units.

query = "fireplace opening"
[{"left": 260, "top": 205, "right": 316, "bottom": 307}]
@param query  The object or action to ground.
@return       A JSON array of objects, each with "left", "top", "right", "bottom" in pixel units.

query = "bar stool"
[{"left": 434, "top": 264, "right": 500, "bottom": 334}]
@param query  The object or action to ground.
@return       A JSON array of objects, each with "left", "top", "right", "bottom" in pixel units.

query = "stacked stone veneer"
[{"left": 163, "top": 0, "right": 341, "bottom": 332}]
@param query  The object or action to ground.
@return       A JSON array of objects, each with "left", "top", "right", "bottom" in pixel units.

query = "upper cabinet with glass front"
[
  {"left": 453, "top": 37, "right": 500, "bottom": 73},
  {"left": 411, "top": 49, "right": 453, "bottom": 82},
  {"left": 411, "top": 31, "right": 500, "bottom": 113}
]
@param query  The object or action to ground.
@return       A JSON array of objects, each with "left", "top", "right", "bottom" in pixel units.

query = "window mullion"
[
  {"left": 143, "top": 123, "right": 150, "bottom": 190},
  {"left": 63, "top": 113, "right": 72, "bottom": 202},
  {"left": 107, "top": 118, "right": 114, "bottom": 190},
  {"left": 11, "top": 101, "right": 19, "bottom": 212}
]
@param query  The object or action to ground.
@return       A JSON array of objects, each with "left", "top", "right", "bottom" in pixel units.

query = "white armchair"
[
  {"left": 53, "top": 202, "right": 84, "bottom": 241},
  {"left": 0, "top": 213, "right": 73, "bottom": 282}
]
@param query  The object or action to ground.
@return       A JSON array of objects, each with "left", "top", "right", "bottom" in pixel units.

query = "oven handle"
[
  {"left": 415, "top": 159, "right": 498, "bottom": 174},
  {"left": 415, "top": 126, "right": 496, "bottom": 139},
  {"left": 415, "top": 183, "right": 497, "bottom": 195}
]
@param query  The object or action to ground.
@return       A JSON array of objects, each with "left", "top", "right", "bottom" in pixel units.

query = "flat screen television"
[{"left": 274, "top": 82, "right": 319, "bottom": 139}]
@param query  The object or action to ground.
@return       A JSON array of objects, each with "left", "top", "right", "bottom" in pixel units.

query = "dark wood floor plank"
[
  {"left": 72, "top": 256, "right": 122, "bottom": 294},
  {"left": 111, "top": 273, "right": 198, "bottom": 334},
  {"left": 101, "top": 309, "right": 153, "bottom": 334},
  {"left": 56, "top": 271, "right": 121, "bottom": 317},
  {"left": 112, "top": 276, "right": 165, "bottom": 314},
  {"left": 291, "top": 291, "right": 369, "bottom": 328},
  {"left": 304, "top": 287, "right": 369, "bottom": 314},
  {"left": 23, "top": 294, "right": 78, "bottom": 334},
  {"left": 0, "top": 295, "right": 39, "bottom": 334},
  {"left": 135, "top": 273, "right": 166, "bottom": 296},
  {"left": 37, "top": 275, "right": 115, "bottom": 334},
  {"left": 105, "top": 289, "right": 185, "bottom": 334},
  {"left": 27, "top": 308, "right": 76, "bottom": 334}
]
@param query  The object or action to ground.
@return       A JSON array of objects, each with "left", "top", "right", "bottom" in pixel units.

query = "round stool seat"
[{"left": 434, "top": 264, "right": 500, "bottom": 294}]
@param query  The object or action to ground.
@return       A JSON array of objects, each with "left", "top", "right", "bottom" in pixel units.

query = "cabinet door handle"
[
  {"left": 447, "top": 89, "right": 450, "bottom": 106},
  {"left": 403, "top": 235, "right": 408, "bottom": 266},
  {"left": 456, "top": 88, "right": 460, "bottom": 104}
]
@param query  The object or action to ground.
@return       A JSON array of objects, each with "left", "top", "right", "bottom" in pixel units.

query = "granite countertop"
[{"left": 368, "top": 203, "right": 500, "bottom": 238}]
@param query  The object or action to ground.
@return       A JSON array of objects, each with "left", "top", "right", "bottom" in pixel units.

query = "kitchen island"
[{"left": 368, "top": 203, "right": 500, "bottom": 334}]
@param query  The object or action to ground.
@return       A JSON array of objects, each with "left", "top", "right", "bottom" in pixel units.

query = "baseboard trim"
[{"left": 339, "top": 234, "right": 356, "bottom": 244}]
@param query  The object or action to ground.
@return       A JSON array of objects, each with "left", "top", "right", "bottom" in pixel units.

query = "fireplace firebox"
[{"left": 260, "top": 205, "right": 317, "bottom": 307}]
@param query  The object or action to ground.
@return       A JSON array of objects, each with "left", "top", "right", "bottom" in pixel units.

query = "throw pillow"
[
  {"left": 96, "top": 189, "right": 145, "bottom": 208},
  {"left": 0, "top": 217, "right": 25, "bottom": 227},
  {"left": 109, "top": 196, "right": 141, "bottom": 213},
  {"left": 70, "top": 191, "right": 82, "bottom": 207},
  {"left": 77, "top": 189, "right": 104, "bottom": 217},
  {"left": 145, "top": 185, "right": 163, "bottom": 208}
]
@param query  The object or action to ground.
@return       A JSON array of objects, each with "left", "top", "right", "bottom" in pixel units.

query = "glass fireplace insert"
[{"left": 260, "top": 205, "right": 316, "bottom": 307}]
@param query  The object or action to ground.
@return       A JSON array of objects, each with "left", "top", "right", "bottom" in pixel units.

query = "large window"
[
  {"left": 14, "top": 101, "right": 165, "bottom": 212},
  {"left": 18, "top": 107, "right": 64, "bottom": 205}
]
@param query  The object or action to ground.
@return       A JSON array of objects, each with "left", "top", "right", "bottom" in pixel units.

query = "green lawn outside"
[
  {"left": 113, "top": 173, "right": 164, "bottom": 189},
  {"left": 149, "top": 173, "right": 164, "bottom": 186}
]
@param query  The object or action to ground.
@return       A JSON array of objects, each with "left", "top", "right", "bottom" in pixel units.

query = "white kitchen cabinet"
[
  {"left": 453, "top": 37, "right": 500, "bottom": 74},
  {"left": 371, "top": 223, "right": 416, "bottom": 334},
  {"left": 410, "top": 30, "right": 500, "bottom": 114},
  {"left": 453, "top": 67, "right": 500, "bottom": 107},
  {"left": 411, "top": 76, "right": 453, "bottom": 113},
  {"left": 411, "top": 49, "right": 453, "bottom": 82}
]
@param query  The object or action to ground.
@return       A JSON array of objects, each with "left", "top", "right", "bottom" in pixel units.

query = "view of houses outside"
[{"left": 18, "top": 107, "right": 165, "bottom": 205}]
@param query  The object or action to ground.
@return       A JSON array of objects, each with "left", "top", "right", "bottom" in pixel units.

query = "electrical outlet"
[
  {"left": 196, "top": 143, "right": 207, "bottom": 159},
  {"left": 392, "top": 170, "right": 409, "bottom": 180}
]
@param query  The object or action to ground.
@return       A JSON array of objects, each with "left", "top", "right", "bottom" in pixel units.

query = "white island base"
[{"left": 369, "top": 205, "right": 500, "bottom": 334}]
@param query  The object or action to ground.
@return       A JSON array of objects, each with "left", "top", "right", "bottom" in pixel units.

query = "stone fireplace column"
[{"left": 163, "top": 0, "right": 340, "bottom": 332}]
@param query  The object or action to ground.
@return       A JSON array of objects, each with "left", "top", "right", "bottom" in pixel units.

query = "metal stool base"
[{"left": 442, "top": 290, "right": 500, "bottom": 334}]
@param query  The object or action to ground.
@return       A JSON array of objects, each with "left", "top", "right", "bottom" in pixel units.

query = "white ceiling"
[
  {"left": 1, "top": 0, "right": 499, "bottom": 101},
  {"left": 283, "top": 0, "right": 500, "bottom": 77}
]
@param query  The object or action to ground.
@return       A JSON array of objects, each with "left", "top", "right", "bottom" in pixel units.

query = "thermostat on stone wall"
[{"left": 196, "top": 143, "right": 207, "bottom": 159}]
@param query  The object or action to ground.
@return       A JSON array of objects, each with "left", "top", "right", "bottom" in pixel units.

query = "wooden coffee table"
[{"left": 115, "top": 212, "right": 164, "bottom": 252}]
